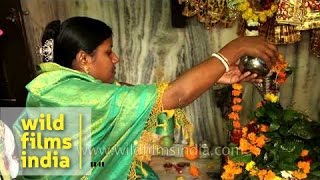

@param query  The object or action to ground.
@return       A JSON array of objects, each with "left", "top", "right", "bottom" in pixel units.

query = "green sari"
[{"left": 13, "top": 62, "right": 163, "bottom": 180}]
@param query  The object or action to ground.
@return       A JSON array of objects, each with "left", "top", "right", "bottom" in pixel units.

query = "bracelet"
[{"left": 211, "top": 52, "right": 230, "bottom": 72}]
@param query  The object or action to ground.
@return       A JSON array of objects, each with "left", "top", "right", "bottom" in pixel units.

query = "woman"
[{"left": 14, "top": 16, "right": 277, "bottom": 180}]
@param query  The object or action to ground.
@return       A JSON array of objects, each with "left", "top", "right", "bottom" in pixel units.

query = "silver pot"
[{"left": 239, "top": 56, "right": 270, "bottom": 77}]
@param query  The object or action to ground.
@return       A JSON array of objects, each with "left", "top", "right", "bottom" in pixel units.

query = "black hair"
[{"left": 41, "top": 16, "right": 113, "bottom": 68}]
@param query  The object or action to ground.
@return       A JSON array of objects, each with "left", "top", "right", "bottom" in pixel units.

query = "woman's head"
[{"left": 41, "top": 16, "right": 119, "bottom": 83}]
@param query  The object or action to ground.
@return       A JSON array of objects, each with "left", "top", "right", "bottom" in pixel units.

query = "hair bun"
[{"left": 41, "top": 20, "right": 61, "bottom": 44}]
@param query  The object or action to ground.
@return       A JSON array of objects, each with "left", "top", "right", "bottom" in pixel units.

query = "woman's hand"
[
  {"left": 219, "top": 36, "right": 278, "bottom": 68},
  {"left": 217, "top": 65, "right": 263, "bottom": 84},
  {"left": 163, "top": 36, "right": 276, "bottom": 110}
]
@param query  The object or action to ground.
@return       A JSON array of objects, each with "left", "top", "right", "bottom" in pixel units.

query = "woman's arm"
[{"left": 162, "top": 36, "right": 278, "bottom": 110}]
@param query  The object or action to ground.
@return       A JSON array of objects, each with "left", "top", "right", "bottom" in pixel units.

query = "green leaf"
[
  {"left": 311, "top": 162, "right": 320, "bottom": 171},
  {"left": 288, "top": 120, "right": 315, "bottom": 139},
  {"left": 282, "top": 109, "right": 299, "bottom": 123},
  {"left": 269, "top": 123, "right": 280, "bottom": 131},
  {"left": 278, "top": 161, "right": 298, "bottom": 171},
  {"left": 310, "top": 171, "right": 320, "bottom": 177},
  {"left": 279, "top": 126, "right": 291, "bottom": 136},
  {"left": 268, "top": 111, "right": 279, "bottom": 121},
  {"left": 249, "top": 176, "right": 259, "bottom": 180},
  {"left": 255, "top": 107, "right": 266, "bottom": 118},
  {"left": 228, "top": 145, "right": 242, "bottom": 158},
  {"left": 230, "top": 153, "right": 252, "bottom": 163},
  {"left": 278, "top": 141, "right": 303, "bottom": 163},
  {"left": 248, "top": 111, "right": 255, "bottom": 120},
  {"left": 260, "top": 149, "right": 279, "bottom": 169}
]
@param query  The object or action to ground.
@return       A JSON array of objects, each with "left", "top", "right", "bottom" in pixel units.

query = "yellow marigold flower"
[
  {"left": 300, "top": 150, "right": 309, "bottom": 157},
  {"left": 233, "top": 97, "right": 242, "bottom": 104},
  {"left": 271, "top": 4, "right": 278, "bottom": 12},
  {"left": 259, "top": 17, "right": 266, "bottom": 23},
  {"left": 252, "top": 15, "right": 259, "bottom": 23},
  {"left": 298, "top": 161, "right": 310, "bottom": 174},
  {"left": 232, "top": 83, "right": 243, "bottom": 90},
  {"left": 242, "top": 13, "right": 249, "bottom": 20},
  {"left": 264, "top": 93, "right": 279, "bottom": 103},
  {"left": 246, "top": 8, "right": 253, "bottom": 14},
  {"left": 266, "top": 10, "right": 273, "bottom": 17},
  {"left": 232, "top": 104, "right": 243, "bottom": 112},
  {"left": 274, "top": 176, "right": 282, "bottom": 180},
  {"left": 238, "top": 4, "right": 246, "bottom": 11},
  {"left": 245, "top": 161, "right": 255, "bottom": 171},
  {"left": 293, "top": 170, "right": 307, "bottom": 179},
  {"left": 258, "top": 12, "right": 267, "bottom": 23}
]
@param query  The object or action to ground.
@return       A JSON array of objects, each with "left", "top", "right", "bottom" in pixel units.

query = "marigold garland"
[
  {"left": 228, "top": 83, "right": 243, "bottom": 144},
  {"left": 236, "top": 0, "right": 278, "bottom": 24}
]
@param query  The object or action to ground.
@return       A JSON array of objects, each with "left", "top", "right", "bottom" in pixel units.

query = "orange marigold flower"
[
  {"left": 259, "top": 124, "right": 269, "bottom": 132},
  {"left": 242, "top": 127, "right": 248, "bottom": 137},
  {"left": 232, "top": 90, "right": 242, "bottom": 96},
  {"left": 293, "top": 170, "right": 307, "bottom": 180},
  {"left": 271, "top": 53, "right": 288, "bottom": 74},
  {"left": 233, "top": 120, "right": 241, "bottom": 129},
  {"left": 300, "top": 150, "right": 309, "bottom": 157},
  {"left": 239, "top": 138, "right": 250, "bottom": 152},
  {"left": 232, "top": 83, "right": 243, "bottom": 90},
  {"left": 228, "top": 112, "right": 240, "bottom": 120},
  {"left": 298, "top": 161, "right": 310, "bottom": 174},
  {"left": 258, "top": 169, "right": 268, "bottom": 179},
  {"left": 247, "top": 132, "right": 257, "bottom": 142},
  {"left": 249, "top": 146, "right": 261, "bottom": 156},
  {"left": 233, "top": 97, "right": 242, "bottom": 104},
  {"left": 233, "top": 167, "right": 243, "bottom": 174},
  {"left": 255, "top": 135, "right": 267, "bottom": 148},
  {"left": 221, "top": 160, "right": 243, "bottom": 180},
  {"left": 249, "top": 169, "right": 258, "bottom": 176},
  {"left": 264, "top": 170, "right": 277, "bottom": 180},
  {"left": 221, "top": 172, "right": 234, "bottom": 180},
  {"left": 232, "top": 104, "right": 243, "bottom": 112}
]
